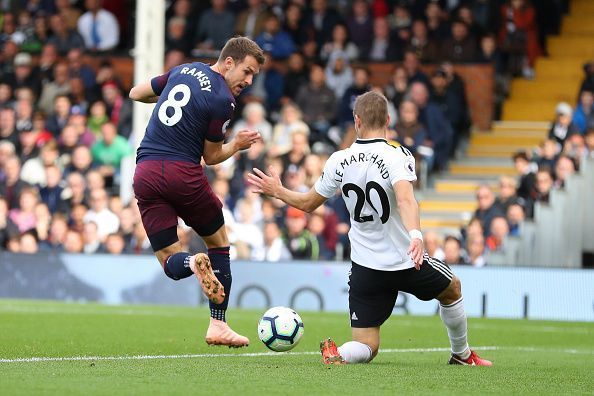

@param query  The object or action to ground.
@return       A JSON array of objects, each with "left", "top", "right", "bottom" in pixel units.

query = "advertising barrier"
[{"left": 0, "top": 253, "right": 592, "bottom": 322}]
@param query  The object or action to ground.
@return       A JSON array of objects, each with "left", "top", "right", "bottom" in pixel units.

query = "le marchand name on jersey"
[
  {"left": 179, "top": 67, "right": 212, "bottom": 92},
  {"left": 334, "top": 152, "right": 390, "bottom": 182}
]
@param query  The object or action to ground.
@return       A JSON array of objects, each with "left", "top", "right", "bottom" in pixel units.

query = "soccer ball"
[{"left": 257, "top": 306, "right": 304, "bottom": 352}]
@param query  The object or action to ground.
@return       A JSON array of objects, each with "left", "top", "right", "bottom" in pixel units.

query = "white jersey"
[{"left": 315, "top": 138, "right": 417, "bottom": 271}]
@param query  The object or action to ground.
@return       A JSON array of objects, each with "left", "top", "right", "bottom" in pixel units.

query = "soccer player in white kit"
[{"left": 247, "top": 91, "right": 492, "bottom": 366}]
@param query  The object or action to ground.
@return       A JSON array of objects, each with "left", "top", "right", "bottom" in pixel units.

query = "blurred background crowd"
[{"left": 0, "top": 0, "right": 592, "bottom": 266}]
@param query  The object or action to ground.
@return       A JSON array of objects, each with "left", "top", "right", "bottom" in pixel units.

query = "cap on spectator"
[
  {"left": 286, "top": 206, "right": 306, "bottom": 219},
  {"left": 555, "top": 102, "right": 572, "bottom": 117},
  {"left": 14, "top": 52, "right": 32, "bottom": 67},
  {"left": 102, "top": 81, "right": 119, "bottom": 90},
  {"left": 433, "top": 68, "right": 447, "bottom": 78}
]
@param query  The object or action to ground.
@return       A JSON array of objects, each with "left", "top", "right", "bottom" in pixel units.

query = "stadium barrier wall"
[{"left": 1, "top": 253, "right": 592, "bottom": 322}]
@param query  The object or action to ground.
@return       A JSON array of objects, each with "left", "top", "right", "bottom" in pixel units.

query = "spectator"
[
  {"left": 0, "top": 108, "right": 18, "bottom": 155},
  {"left": 0, "top": 196, "right": 17, "bottom": 250},
  {"left": 232, "top": 102, "right": 272, "bottom": 143},
  {"left": 38, "top": 62, "right": 71, "bottom": 115},
  {"left": 512, "top": 150, "right": 536, "bottom": 200},
  {"left": 425, "top": 2, "right": 450, "bottom": 40},
  {"left": 39, "top": 165, "right": 64, "bottom": 214},
  {"left": 295, "top": 63, "right": 336, "bottom": 147},
  {"left": 553, "top": 155, "right": 576, "bottom": 189},
  {"left": 21, "top": 140, "right": 60, "bottom": 188},
  {"left": 530, "top": 167, "right": 554, "bottom": 206},
  {"left": 498, "top": 0, "right": 541, "bottom": 79},
  {"left": 91, "top": 122, "right": 132, "bottom": 179},
  {"left": 403, "top": 50, "right": 430, "bottom": 88},
  {"left": 486, "top": 216, "right": 509, "bottom": 252},
  {"left": 283, "top": 206, "right": 319, "bottom": 260},
  {"left": 63, "top": 229, "right": 83, "bottom": 253},
  {"left": 77, "top": 0, "right": 120, "bottom": 52},
  {"left": 304, "top": 0, "right": 341, "bottom": 48},
  {"left": 325, "top": 51, "right": 353, "bottom": 101},
  {"left": 69, "top": 114, "right": 95, "bottom": 147},
  {"left": 270, "top": 102, "right": 310, "bottom": 157},
  {"left": 394, "top": 100, "right": 430, "bottom": 170},
  {"left": 60, "top": 172, "right": 88, "bottom": 214},
  {"left": 86, "top": 169, "right": 106, "bottom": 192},
  {"left": 279, "top": 130, "right": 310, "bottom": 176},
  {"left": 82, "top": 220, "right": 101, "bottom": 253},
  {"left": 384, "top": 66, "right": 408, "bottom": 109},
  {"left": 165, "top": 17, "right": 191, "bottom": 55},
  {"left": 253, "top": 220, "right": 292, "bottom": 261},
  {"left": 46, "top": 95, "right": 72, "bottom": 137},
  {"left": 67, "top": 48, "right": 97, "bottom": 92},
  {"left": 8, "top": 187, "right": 38, "bottom": 233},
  {"left": 129, "top": 221, "right": 151, "bottom": 254},
  {"left": 423, "top": 230, "right": 445, "bottom": 261},
  {"left": 87, "top": 100, "right": 109, "bottom": 138},
  {"left": 283, "top": 3, "right": 308, "bottom": 47},
  {"left": 474, "top": 185, "right": 505, "bottom": 238},
  {"left": 39, "top": 43, "right": 58, "bottom": 85},
  {"left": 46, "top": 214, "right": 69, "bottom": 250},
  {"left": 345, "top": 0, "right": 373, "bottom": 57},
  {"left": 365, "top": 17, "right": 401, "bottom": 62},
  {"left": 0, "top": 82, "right": 14, "bottom": 109},
  {"left": 235, "top": 0, "right": 271, "bottom": 39},
  {"left": 281, "top": 52, "right": 308, "bottom": 103},
  {"left": 563, "top": 133, "right": 588, "bottom": 166},
  {"left": 407, "top": 19, "right": 439, "bottom": 63},
  {"left": 536, "top": 138, "right": 559, "bottom": 170},
  {"left": 320, "top": 22, "right": 359, "bottom": 62},
  {"left": 255, "top": 14, "right": 295, "bottom": 60},
  {"left": 495, "top": 176, "right": 522, "bottom": 214},
  {"left": 441, "top": 19, "right": 478, "bottom": 63},
  {"left": 194, "top": 0, "right": 235, "bottom": 51},
  {"left": 232, "top": 199, "right": 264, "bottom": 259},
  {"left": 47, "top": 13, "right": 85, "bottom": 56},
  {"left": 430, "top": 65, "right": 471, "bottom": 156},
  {"left": 65, "top": 145, "right": 95, "bottom": 178},
  {"left": 19, "top": 231, "right": 38, "bottom": 254},
  {"left": 549, "top": 102, "right": 580, "bottom": 149},
  {"left": 408, "top": 81, "right": 452, "bottom": 170},
  {"left": 103, "top": 232, "right": 126, "bottom": 254},
  {"left": 56, "top": 0, "right": 82, "bottom": 31},
  {"left": 83, "top": 188, "right": 119, "bottom": 241},
  {"left": 387, "top": 2, "right": 412, "bottom": 32},
  {"left": 307, "top": 210, "right": 333, "bottom": 260},
  {"left": 118, "top": 206, "right": 136, "bottom": 246},
  {"left": 466, "top": 233, "right": 486, "bottom": 267},
  {"left": 14, "top": 99, "right": 35, "bottom": 137},
  {"left": 303, "top": 153, "right": 324, "bottom": 189},
  {"left": 585, "top": 128, "right": 594, "bottom": 158},
  {"left": 443, "top": 235, "right": 467, "bottom": 265},
  {"left": 573, "top": 89, "right": 594, "bottom": 135},
  {"left": 580, "top": 62, "right": 594, "bottom": 94},
  {"left": 8, "top": 52, "right": 42, "bottom": 99},
  {"left": 283, "top": 163, "right": 308, "bottom": 193},
  {"left": 507, "top": 202, "right": 525, "bottom": 237},
  {"left": 101, "top": 82, "right": 132, "bottom": 138},
  {"left": 0, "top": 155, "right": 29, "bottom": 209}
]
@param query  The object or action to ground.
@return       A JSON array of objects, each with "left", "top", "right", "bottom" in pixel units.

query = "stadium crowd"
[{"left": 0, "top": 0, "right": 587, "bottom": 266}]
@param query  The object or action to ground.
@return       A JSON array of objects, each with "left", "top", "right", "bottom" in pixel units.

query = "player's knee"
[{"left": 450, "top": 276, "right": 462, "bottom": 298}]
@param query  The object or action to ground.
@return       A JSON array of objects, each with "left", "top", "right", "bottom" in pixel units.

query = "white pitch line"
[{"left": 1, "top": 346, "right": 592, "bottom": 364}]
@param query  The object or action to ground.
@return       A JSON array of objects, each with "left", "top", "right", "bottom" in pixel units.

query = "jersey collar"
[{"left": 355, "top": 138, "right": 387, "bottom": 144}]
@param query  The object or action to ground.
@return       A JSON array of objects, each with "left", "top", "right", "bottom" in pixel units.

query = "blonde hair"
[{"left": 353, "top": 91, "right": 388, "bottom": 130}]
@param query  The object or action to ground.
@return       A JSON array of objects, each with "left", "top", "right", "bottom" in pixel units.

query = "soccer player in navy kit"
[{"left": 129, "top": 37, "right": 265, "bottom": 347}]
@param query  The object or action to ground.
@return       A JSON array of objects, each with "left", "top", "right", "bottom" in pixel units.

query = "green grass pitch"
[{"left": 0, "top": 299, "right": 592, "bottom": 395}]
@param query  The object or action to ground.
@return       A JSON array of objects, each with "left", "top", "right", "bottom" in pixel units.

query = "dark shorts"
[
  {"left": 133, "top": 160, "right": 224, "bottom": 251},
  {"left": 348, "top": 254, "right": 453, "bottom": 328}
]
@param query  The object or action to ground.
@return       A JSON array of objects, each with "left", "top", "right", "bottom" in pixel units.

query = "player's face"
[{"left": 226, "top": 55, "right": 260, "bottom": 96}]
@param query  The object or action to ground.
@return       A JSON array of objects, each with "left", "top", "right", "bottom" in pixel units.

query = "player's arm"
[
  {"left": 394, "top": 179, "right": 424, "bottom": 269},
  {"left": 129, "top": 71, "right": 171, "bottom": 103},
  {"left": 247, "top": 166, "right": 328, "bottom": 213},
  {"left": 203, "top": 130, "right": 261, "bottom": 165}
]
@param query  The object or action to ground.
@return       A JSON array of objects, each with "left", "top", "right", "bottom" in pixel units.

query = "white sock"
[
  {"left": 338, "top": 341, "right": 372, "bottom": 364},
  {"left": 439, "top": 297, "right": 471, "bottom": 359}
]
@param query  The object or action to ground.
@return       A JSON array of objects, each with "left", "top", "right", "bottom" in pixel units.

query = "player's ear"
[{"left": 386, "top": 115, "right": 391, "bottom": 127}]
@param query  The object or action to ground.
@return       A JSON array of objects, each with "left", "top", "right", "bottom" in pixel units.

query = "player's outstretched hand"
[
  {"left": 246, "top": 166, "right": 282, "bottom": 198},
  {"left": 407, "top": 238, "right": 424, "bottom": 270},
  {"left": 234, "top": 130, "right": 261, "bottom": 151}
]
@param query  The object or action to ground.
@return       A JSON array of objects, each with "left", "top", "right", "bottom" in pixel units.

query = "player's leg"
[
  {"left": 133, "top": 160, "right": 224, "bottom": 303},
  {"left": 321, "top": 262, "right": 394, "bottom": 364},
  {"left": 400, "top": 254, "right": 492, "bottom": 366},
  {"left": 199, "top": 225, "right": 249, "bottom": 347}
]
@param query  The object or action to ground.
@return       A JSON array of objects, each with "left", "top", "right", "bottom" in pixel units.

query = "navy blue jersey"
[{"left": 136, "top": 62, "right": 236, "bottom": 164}]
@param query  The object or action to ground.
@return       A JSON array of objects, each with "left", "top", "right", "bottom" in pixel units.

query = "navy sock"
[
  {"left": 163, "top": 253, "right": 193, "bottom": 280},
  {"left": 208, "top": 247, "right": 231, "bottom": 322}
]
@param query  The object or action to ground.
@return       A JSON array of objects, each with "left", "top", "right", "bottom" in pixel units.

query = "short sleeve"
[
  {"left": 314, "top": 153, "right": 340, "bottom": 198},
  {"left": 206, "top": 95, "right": 234, "bottom": 143},
  {"left": 387, "top": 146, "right": 417, "bottom": 186},
  {"left": 150, "top": 71, "right": 171, "bottom": 96}
]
